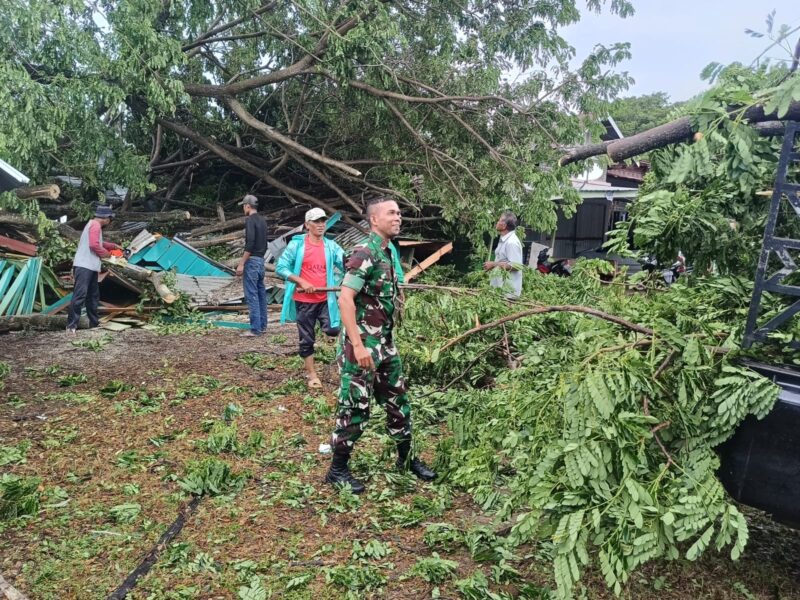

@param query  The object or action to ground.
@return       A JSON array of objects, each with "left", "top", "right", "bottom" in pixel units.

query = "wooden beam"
[{"left": 405, "top": 242, "right": 454, "bottom": 282}]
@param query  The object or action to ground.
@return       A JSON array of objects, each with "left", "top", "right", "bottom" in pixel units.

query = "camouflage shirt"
[{"left": 340, "top": 232, "right": 400, "bottom": 340}]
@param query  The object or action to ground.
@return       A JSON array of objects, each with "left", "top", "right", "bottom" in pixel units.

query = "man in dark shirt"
[{"left": 236, "top": 195, "right": 268, "bottom": 336}]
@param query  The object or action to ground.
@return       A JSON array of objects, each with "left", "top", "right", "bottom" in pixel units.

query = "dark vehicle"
[
  {"left": 536, "top": 247, "right": 572, "bottom": 277},
  {"left": 717, "top": 361, "right": 800, "bottom": 527}
]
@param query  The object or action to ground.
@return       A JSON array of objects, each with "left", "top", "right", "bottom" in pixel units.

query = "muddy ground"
[{"left": 1, "top": 321, "right": 800, "bottom": 599}]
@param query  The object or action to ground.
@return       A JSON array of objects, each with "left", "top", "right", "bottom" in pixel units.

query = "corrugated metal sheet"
[
  {"left": 129, "top": 237, "right": 233, "bottom": 276},
  {"left": 175, "top": 274, "right": 234, "bottom": 295},
  {"left": 334, "top": 220, "right": 369, "bottom": 250}
]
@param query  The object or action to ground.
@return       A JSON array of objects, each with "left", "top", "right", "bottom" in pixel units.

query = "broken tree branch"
[
  {"left": 182, "top": 1, "right": 279, "bottom": 52},
  {"left": 0, "top": 314, "right": 88, "bottom": 333},
  {"left": 156, "top": 118, "right": 367, "bottom": 233},
  {"left": 438, "top": 305, "right": 655, "bottom": 353},
  {"left": 106, "top": 497, "right": 202, "bottom": 600},
  {"left": 185, "top": 230, "right": 244, "bottom": 248},
  {"left": 559, "top": 100, "right": 800, "bottom": 166},
  {"left": 226, "top": 97, "right": 362, "bottom": 177},
  {"left": 105, "top": 263, "right": 177, "bottom": 304}
]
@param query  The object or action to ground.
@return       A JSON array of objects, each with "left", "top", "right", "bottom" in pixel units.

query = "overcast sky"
[{"left": 561, "top": 1, "right": 800, "bottom": 102}]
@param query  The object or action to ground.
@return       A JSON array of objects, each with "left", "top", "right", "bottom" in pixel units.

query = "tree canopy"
[{"left": 0, "top": 0, "right": 634, "bottom": 238}]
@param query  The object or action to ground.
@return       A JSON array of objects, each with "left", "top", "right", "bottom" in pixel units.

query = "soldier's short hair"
[
  {"left": 366, "top": 196, "right": 394, "bottom": 219},
  {"left": 501, "top": 211, "right": 517, "bottom": 231}
]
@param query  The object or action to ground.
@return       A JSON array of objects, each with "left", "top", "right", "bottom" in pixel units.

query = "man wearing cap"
[
  {"left": 276, "top": 207, "right": 345, "bottom": 389},
  {"left": 325, "top": 197, "right": 436, "bottom": 494},
  {"left": 236, "top": 195, "right": 268, "bottom": 336},
  {"left": 66, "top": 204, "right": 122, "bottom": 333}
]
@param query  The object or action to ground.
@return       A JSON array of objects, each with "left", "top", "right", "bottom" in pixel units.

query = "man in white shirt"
[{"left": 484, "top": 211, "right": 523, "bottom": 298}]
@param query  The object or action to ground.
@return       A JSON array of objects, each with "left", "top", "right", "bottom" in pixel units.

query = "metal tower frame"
[{"left": 743, "top": 121, "right": 800, "bottom": 349}]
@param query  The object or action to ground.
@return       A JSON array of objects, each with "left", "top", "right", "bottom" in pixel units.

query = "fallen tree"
[
  {"left": 400, "top": 264, "right": 783, "bottom": 598},
  {"left": 2, "top": 0, "right": 637, "bottom": 240},
  {"left": 559, "top": 100, "right": 800, "bottom": 165}
]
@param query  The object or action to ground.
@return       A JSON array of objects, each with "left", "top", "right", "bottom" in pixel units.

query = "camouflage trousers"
[{"left": 331, "top": 335, "right": 412, "bottom": 455}]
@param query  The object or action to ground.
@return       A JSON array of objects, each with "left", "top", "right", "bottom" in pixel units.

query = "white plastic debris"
[{"left": 318, "top": 443, "right": 332, "bottom": 454}]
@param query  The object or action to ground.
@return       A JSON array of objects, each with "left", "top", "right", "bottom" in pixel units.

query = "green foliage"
[
  {"left": 351, "top": 539, "right": 392, "bottom": 560},
  {"left": 607, "top": 92, "right": 684, "bottom": 135},
  {"left": 0, "top": 0, "right": 637, "bottom": 241},
  {"left": 115, "top": 450, "right": 141, "bottom": 470},
  {"left": 150, "top": 315, "right": 212, "bottom": 335},
  {"left": 0, "top": 440, "right": 30, "bottom": 467},
  {"left": 223, "top": 402, "right": 244, "bottom": 422},
  {"left": 43, "top": 391, "right": 96, "bottom": 405},
  {"left": 201, "top": 422, "right": 261, "bottom": 457},
  {"left": 408, "top": 553, "right": 459, "bottom": 584},
  {"left": 71, "top": 335, "right": 112, "bottom": 352},
  {"left": 0, "top": 193, "right": 74, "bottom": 264},
  {"left": 25, "top": 364, "right": 60, "bottom": 378},
  {"left": 108, "top": 502, "right": 141, "bottom": 524},
  {"left": 606, "top": 62, "right": 800, "bottom": 276},
  {"left": 0, "top": 361, "right": 9, "bottom": 390},
  {"left": 324, "top": 563, "right": 387, "bottom": 598},
  {"left": 120, "top": 391, "right": 165, "bottom": 415},
  {"left": 58, "top": 373, "right": 88, "bottom": 387},
  {"left": 423, "top": 523, "right": 464, "bottom": 551},
  {"left": 238, "top": 352, "right": 275, "bottom": 371},
  {"left": 100, "top": 379, "right": 134, "bottom": 398},
  {"left": 237, "top": 576, "right": 268, "bottom": 600},
  {"left": 0, "top": 474, "right": 40, "bottom": 520},
  {"left": 177, "top": 458, "right": 247, "bottom": 497},
  {"left": 400, "top": 267, "right": 781, "bottom": 598}
]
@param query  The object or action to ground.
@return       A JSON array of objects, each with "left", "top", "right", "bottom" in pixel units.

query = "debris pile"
[{"left": 0, "top": 164, "right": 455, "bottom": 333}]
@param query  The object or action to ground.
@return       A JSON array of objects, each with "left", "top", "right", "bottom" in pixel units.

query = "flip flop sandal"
[{"left": 307, "top": 377, "right": 323, "bottom": 390}]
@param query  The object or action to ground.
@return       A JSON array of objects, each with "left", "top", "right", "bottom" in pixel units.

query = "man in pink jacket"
[{"left": 66, "top": 205, "right": 121, "bottom": 333}]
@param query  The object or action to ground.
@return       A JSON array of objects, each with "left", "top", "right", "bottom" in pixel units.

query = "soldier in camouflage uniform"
[{"left": 325, "top": 197, "right": 437, "bottom": 494}]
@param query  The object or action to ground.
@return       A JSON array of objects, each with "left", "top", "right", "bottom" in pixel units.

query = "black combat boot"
[
  {"left": 396, "top": 439, "right": 437, "bottom": 481},
  {"left": 325, "top": 452, "right": 365, "bottom": 494}
]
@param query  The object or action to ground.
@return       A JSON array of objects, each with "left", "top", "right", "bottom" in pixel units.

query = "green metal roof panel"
[
  {"left": 0, "top": 265, "right": 16, "bottom": 303},
  {"left": 140, "top": 237, "right": 173, "bottom": 263},
  {"left": 155, "top": 243, "right": 190, "bottom": 271},
  {"left": 128, "top": 237, "right": 233, "bottom": 277}
]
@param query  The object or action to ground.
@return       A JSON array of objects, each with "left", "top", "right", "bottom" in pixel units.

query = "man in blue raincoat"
[
  {"left": 276, "top": 208, "right": 346, "bottom": 389},
  {"left": 277, "top": 208, "right": 408, "bottom": 389}
]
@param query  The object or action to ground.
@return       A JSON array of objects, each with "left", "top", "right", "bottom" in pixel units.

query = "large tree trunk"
[
  {"left": 0, "top": 213, "right": 36, "bottom": 228},
  {"left": 113, "top": 210, "right": 192, "bottom": 223},
  {"left": 560, "top": 100, "right": 800, "bottom": 166},
  {"left": 15, "top": 184, "right": 60, "bottom": 201},
  {"left": 0, "top": 313, "right": 88, "bottom": 333},
  {"left": 185, "top": 231, "right": 244, "bottom": 248},
  {"left": 184, "top": 216, "right": 248, "bottom": 239},
  {"left": 105, "top": 263, "right": 178, "bottom": 304}
]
